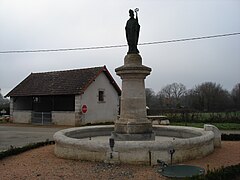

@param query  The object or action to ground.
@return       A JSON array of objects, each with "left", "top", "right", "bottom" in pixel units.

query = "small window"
[
  {"left": 33, "top": 97, "right": 40, "bottom": 103},
  {"left": 98, "top": 90, "right": 105, "bottom": 102}
]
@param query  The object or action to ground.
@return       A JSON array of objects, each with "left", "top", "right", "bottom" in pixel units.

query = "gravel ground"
[
  {"left": 0, "top": 124, "right": 66, "bottom": 151},
  {"left": 0, "top": 141, "right": 239, "bottom": 180}
]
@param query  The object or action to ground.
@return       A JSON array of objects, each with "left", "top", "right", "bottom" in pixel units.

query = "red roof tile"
[{"left": 6, "top": 66, "right": 121, "bottom": 97}]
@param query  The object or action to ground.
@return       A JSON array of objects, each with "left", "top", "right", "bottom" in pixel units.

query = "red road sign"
[{"left": 82, "top": 105, "right": 87, "bottom": 113}]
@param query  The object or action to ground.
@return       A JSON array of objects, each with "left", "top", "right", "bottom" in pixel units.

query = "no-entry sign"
[{"left": 82, "top": 104, "right": 87, "bottom": 113}]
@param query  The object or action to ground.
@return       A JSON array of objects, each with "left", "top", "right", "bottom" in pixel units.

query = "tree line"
[
  {"left": 146, "top": 82, "right": 240, "bottom": 114},
  {"left": 1, "top": 82, "right": 240, "bottom": 116},
  {"left": 0, "top": 89, "right": 10, "bottom": 115}
]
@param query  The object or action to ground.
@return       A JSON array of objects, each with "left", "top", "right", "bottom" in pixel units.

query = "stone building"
[{"left": 5, "top": 66, "right": 121, "bottom": 126}]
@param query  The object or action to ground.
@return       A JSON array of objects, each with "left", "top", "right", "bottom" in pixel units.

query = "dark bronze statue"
[{"left": 125, "top": 8, "right": 140, "bottom": 54}]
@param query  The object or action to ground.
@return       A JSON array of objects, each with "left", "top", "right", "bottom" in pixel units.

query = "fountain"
[{"left": 53, "top": 9, "right": 221, "bottom": 165}]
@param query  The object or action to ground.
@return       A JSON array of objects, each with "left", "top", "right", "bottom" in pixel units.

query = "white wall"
[
  {"left": 13, "top": 110, "right": 31, "bottom": 124},
  {"left": 52, "top": 111, "right": 75, "bottom": 126},
  {"left": 78, "top": 72, "right": 119, "bottom": 125},
  {"left": 10, "top": 98, "right": 13, "bottom": 122}
]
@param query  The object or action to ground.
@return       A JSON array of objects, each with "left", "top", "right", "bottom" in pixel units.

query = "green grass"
[{"left": 171, "top": 122, "right": 240, "bottom": 130}]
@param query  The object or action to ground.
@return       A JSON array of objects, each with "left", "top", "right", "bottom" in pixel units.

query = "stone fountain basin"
[{"left": 54, "top": 125, "right": 218, "bottom": 165}]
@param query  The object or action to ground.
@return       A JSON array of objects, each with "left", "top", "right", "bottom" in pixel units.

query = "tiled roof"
[{"left": 6, "top": 66, "right": 121, "bottom": 97}]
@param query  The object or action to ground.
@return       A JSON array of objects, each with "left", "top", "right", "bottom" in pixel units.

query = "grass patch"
[{"left": 171, "top": 122, "right": 240, "bottom": 130}]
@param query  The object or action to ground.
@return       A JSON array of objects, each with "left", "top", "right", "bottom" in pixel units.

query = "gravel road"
[
  {"left": 0, "top": 141, "right": 239, "bottom": 179},
  {"left": 0, "top": 124, "right": 67, "bottom": 151}
]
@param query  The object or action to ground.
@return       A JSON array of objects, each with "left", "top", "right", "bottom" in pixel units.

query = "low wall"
[
  {"left": 52, "top": 111, "right": 75, "bottom": 126},
  {"left": 54, "top": 125, "right": 216, "bottom": 165},
  {"left": 13, "top": 110, "right": 31, "bottom": 124}
]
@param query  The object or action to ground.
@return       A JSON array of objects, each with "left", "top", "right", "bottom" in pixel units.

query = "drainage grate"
[{"left": 159, "top": 165, "right": 205, "bottom": 178}]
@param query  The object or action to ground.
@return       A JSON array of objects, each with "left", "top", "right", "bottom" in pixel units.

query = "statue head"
[{"left": 129, "top": 9, "right": 134, "bottom": 18}]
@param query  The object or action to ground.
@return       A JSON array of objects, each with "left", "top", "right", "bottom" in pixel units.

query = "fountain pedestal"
[{"left": 113, "top": 54, "right": 155, "bottom": 141}]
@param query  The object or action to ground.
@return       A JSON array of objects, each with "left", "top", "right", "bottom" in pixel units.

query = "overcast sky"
[{"left": 0, "top": 0, "right": 240, "bottom": 96}]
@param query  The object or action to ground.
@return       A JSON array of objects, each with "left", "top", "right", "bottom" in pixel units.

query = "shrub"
[
  {"left": 0, "top": 140, "right": 55, "bottom": 160},
  {"left": 189, "top": 163, "right": 240, "bottom": 180},
  {"left": 221, "top": 134, "right": 240, "bottom": 141}
]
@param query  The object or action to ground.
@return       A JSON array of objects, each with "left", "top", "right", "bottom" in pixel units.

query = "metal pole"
[{"left": 42, "top": 112, "right": 44, "bottom": 125}]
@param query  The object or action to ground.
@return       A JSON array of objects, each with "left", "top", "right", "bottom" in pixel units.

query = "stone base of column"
[
  {"left": 113, "top": 53, "right": 155, "bottom": 141},
  {"left": 113, "top": 120, "right": 155, "bottom": 141},
  {"left": 112, "top": 131, "right": 155, "bottom": 141}
]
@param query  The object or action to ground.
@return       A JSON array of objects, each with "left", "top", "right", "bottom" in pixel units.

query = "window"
[
  {"left": 33, "top": 96, "right": 40, "bottom": 103},
  {"left": 98, "top": 90, "right": 105, "bottom": 102}
]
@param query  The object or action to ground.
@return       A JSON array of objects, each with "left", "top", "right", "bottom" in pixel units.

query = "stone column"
[
  {"left": 113, "top": 54, "right": 155, "bottom": 141},
  {"left": 75, "top": 95, "right": 82, "bottom": 126}
]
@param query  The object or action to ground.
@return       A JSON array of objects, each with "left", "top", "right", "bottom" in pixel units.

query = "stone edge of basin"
[{"left": 53, "top": 125, "right": 219, "bottom": 165}]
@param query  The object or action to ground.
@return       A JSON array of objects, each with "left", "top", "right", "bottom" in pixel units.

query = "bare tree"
[
  {"left": 0, "top": 88, "right": 10, "bottom": 115},
  {"left": 171, "top": 83, "right": 187, "bottom": 99},
  {"left": 231, "top": 83, "right": 240, "bottom": 110},
  {"left": 188, "top": 82, "right": 232, "bottom": 111},
  {"left": 146, "top": 82, "right": 234, "bottom": 112},
  {"left": 158, "top": 83, "right": 186, "bottom": 108},
  {"left": 145, "top": 88, "right": 155, "bottom": 108}
]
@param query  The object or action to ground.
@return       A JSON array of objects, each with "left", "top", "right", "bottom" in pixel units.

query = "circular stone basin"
[{"left": 53, "top": 125, "right": 216, "bottom": 165}]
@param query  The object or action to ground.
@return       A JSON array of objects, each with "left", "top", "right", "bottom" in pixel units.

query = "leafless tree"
[
  {"left": 188, "top": 82, "right": 232, "bottom": 111},
  {"left": 158, "top": 83, "right": 186, "bottom": 108},
  {"left": 231, "top": 83, "right": 240, "bottom": 110},
  {"left": 145, "top": 88, "right": 155, "bottom": 108},
  {"left": 171, "top": 83, "right": 187, "bottom": 99}
]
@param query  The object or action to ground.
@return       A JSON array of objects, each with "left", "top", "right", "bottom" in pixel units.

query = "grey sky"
[{"left": 0, "top": 0, "right": 240, "bottom": 96}]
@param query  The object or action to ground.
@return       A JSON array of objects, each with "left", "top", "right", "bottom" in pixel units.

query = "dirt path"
[{"left": 0, "top": 141, "right": 239, "bottom": 180}]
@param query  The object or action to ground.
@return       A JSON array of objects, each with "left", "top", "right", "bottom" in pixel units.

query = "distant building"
[{"left": 5, "top": 66, "right": 121, "bottom": 126}]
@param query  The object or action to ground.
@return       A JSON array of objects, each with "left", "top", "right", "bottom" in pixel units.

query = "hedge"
[
  {"left": 189, "top": 163, "right": 240, "bottom": 180},
  {"left": 0, "top": 140, "right": 55, "bottom": 160},
  {"left": 221, "top": 134, "right": 240, "bottom": 141}
]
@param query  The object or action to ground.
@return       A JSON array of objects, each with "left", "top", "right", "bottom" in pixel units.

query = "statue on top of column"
[{"left": 125, "top": 8, "right": 140, "bottom": 54}]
